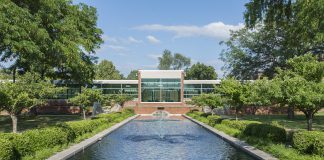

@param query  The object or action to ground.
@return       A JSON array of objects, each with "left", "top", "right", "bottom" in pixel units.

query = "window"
[{"left": 141, "top": 78, "right": 181, "bottom": 102}]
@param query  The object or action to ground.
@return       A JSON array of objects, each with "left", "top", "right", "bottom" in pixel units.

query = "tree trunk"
[
  {"left": 10, "top": 114, "right": 18, "bottom": 133},
  {"left": 12, "top": 67, "right": 16, "bottom": 83},
  {"left": 306, "top": 113, "right": 313, "bottom": 131},
  {"left": 82, "top": 109, "right": 86, "bottom": 120},
  {"left": 287, "top": 105, "right": 295, "bottom": 119}
]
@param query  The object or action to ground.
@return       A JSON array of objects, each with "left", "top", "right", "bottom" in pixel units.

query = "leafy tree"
[
  {"left": 158, "top": 49, "right": 191, "bottom": 70},
  {"left": 286, "top": 76, "right": 323, "bottom": 131},
  {"left": 95, "top": 60, "right": 122, "bottom": 80},
  {"left": 216, "top": 77, "right": 244, "bottom": 120},
  {"left": 0, "top": 0, "right": 103, "bottom": 83},
  {"left": 274, "top": 54, "right": 324, "bottom": 124},
  {"left": 69, "top": 88, "right": 103, "bottom": 119},
  {"left": 172, "top": 53, "right": 191, "bottom": 70},
  {"left": 127, "top": 70, "right": 138, "bottom": 80},
  {"left": 0, "top": 68, "right": 11, "bottom": 80},
  {"left": 241, "top": 78, "right": 281, "bottom": 115},
  {"left": 158, "top": 50, "right": 174, "bottom": 70},
  {"left": 190, "top": 94, "right": 223, "bottom": 114},
  {"left": 0, "top": 74, "right": 60, "bottom": 133},
  {"left": 222, "top": 0, "right": 323, "bottom": 79},
  {"left": 186, "top": 62, "right": 217, "bottom": 80}
]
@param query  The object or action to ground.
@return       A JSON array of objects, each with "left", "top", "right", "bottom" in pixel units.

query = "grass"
[
  {"left": 0, "top": 115, "right": 82, "bottom": 133},
  {"left": 234, "top": 112, "right": 324, "bottom": 131}
]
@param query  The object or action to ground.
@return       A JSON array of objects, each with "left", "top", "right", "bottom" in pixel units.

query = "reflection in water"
[{"left": 69, "top": 116, "right": 256, "bottom": 160}]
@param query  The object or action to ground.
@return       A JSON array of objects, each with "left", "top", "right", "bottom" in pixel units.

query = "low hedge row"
[
  {"left": 243, "top": 123, "right": 287, "bottom": 143},
  {"left": 0, "top": 110, "right": 134, "bottom": 160},
  {"left": 221, "top": 119, "right": 261, "bottom": 131},
  {"left": 292, "top": 131, "right": 324, "bottom": 156}
]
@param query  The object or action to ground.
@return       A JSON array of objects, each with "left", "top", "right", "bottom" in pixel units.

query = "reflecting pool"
[{"left": 69, "top": 116, "right": 255, "bottom": 160}]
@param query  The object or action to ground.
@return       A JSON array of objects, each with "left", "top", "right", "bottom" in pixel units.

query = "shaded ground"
[
  {"left": 0, "top": 115, "right": 82, "bottom": 133},
  {"left": 236, "top": 112, "right": 324, "bottom": 131}
]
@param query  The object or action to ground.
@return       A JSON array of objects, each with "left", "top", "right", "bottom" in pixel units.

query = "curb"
[
  {"left": 47, "top": 114, "right": 139, "bottom": 160},
  {"left": 183, "top": 115, "right": 277, "bottom": 160}
]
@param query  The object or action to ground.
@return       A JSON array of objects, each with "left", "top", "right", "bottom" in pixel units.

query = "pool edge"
[
  {"left": 183, "top": 114, "right": 278, "bottom": 160},
  {"left": 47, "top": 114, "right": 139, "bottom": 160}
]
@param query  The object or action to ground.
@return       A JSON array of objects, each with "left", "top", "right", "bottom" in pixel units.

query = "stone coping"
[
  {"left": 183, "top": 114, "right": 278, "bottom": 160},
  {"left": 47, "top": 114, "right": 139, "bottom": 160}
]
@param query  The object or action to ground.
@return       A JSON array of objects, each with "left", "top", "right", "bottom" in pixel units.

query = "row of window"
[{"left": 54, "top": 82, "right": 216, "bottom": 99}]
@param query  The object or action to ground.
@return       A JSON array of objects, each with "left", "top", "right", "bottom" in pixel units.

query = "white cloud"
[
  {"left": 135, "top": 22, "right": 244, "bottom": 40},
  {"left": 128, "top": 36, "right": 142, "bottom": 43},
  {"left": 106, "top": 45, "right": 127, "bottom": 51},
  {"left": 146, "top": 35, "right": 161, "bottom": 44}
]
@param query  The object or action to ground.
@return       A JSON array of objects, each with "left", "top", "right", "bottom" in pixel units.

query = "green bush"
[
  {"left": 207, "top": 115, "right": 222, "bottom": 126},
  {"left": 243, "top": 123, "right": 287, "bottom": 143},
  {"left": 0, "top": 138, "right": 14, "bottom": 160},
  {"left": 292, "top": 131, "right": 324, "bottom": 156},
  {"left": 221, "top": 119, "right": 260, "bottom": 131},
  {"left": 0, "top": 133, "right": 32, "bottom": 157},
  {"left": 22, "top": 127, "right": 71, "bottom": 151}
]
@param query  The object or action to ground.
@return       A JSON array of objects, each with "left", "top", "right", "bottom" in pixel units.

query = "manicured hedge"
[
  {"left": 221, "top": 119, "right": 261, "bottom": 131},
  {"left": 243, "top": 123, "right": 287, "bottom": 143},
  {"left": 0, "top": 138, "right": 14, "bottom": 160},
  {"left": 0, "top": 110, "right": 134, "bottom": 160},
  {"left": 292, "top": 131, "right": 324, "bottom": 156},
  {"left": 207, "top": 115, "right": 222, "bottom": 126}
]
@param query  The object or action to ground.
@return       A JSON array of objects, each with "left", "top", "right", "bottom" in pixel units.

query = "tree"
[
  {"left": 274, "top": 54, "right": 324, "bottom": 126},
  {"left": 241, "top": 78, "right": 281, "bottom": 115},
  {"left": 186, "top": 62, "right": 217, "bottom": 80},
  {"left": 288, "top": 79, "right": 323, "bottom": 131},
  {"left": 127, "top": 70, "right": 138, "bottom": 80},
  {"left": 95, "top": 60, "right": 122, "bottom": 80},
  {"left": 0, "top": 74, "right": 60, "bottom": 133},
  {"left": 190, "top": 94, "right": 223, "bottom": 114},
  {"left": 158, "top": 49, "right": 191, "bottom": 70},
  {"left": 0, "top": 0, "right": 103, "bottom": 83},
  {"left": 216, "top": 77, "right": 244, "bottom": 120},
  {"left": 221, "top": 0, "right": 323, "bottom": 79},
  {"left": 69, "top": 88, "right": 103, "bottom": 119}
]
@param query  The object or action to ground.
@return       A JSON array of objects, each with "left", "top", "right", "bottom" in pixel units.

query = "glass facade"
[
  {"left": 141, "top": 78, "right": 181, "bottom": 102},
  {"left": 184, "top": 83, "right": 215, "bottom": 98}
]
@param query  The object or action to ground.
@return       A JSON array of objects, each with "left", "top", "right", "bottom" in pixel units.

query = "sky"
[{"left": 73, "top": 0, "right": 249, "bottom": 77}]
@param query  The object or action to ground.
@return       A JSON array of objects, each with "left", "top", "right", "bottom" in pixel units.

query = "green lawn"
[
  {"left": 0, "top": 115, "right": 82, "bottom": 133},
  {"left": 235, "top": 112, "right": 324, "bottom": 131}
]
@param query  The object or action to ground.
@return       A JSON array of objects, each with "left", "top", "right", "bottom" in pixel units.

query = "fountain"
[{"left": 152, "top": 110, "right": 168, "bottom": 139}]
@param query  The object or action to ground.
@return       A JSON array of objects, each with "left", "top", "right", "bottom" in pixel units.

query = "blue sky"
[{"left": 74, "top": 0, "right": 249, "bottom": 77}]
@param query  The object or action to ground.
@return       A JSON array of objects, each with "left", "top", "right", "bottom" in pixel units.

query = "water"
[{"left": 69, "top": 116, "right": 256, "bottom": 160}]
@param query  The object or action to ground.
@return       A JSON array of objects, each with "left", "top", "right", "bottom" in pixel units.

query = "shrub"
[
  {"left": 0, "top": 133, "right": 32, "bottom": 157},
  {"left": 292, "top": 131, "right": 324, "bottom": 156},
  {"left": 0, "top": 138, "right": 14, "bottom": 160},
  {"left": 243, "top": 123, "right": 287, "bottom": 143},
  {"left": 22, "top": 127, "right": 70, "bottom": 151},
  {"left": 207, "top": 115, "right": 222, "bottom": 126},
  {"left": 221, "top": 119, "right": 260, "bottom": 131}
]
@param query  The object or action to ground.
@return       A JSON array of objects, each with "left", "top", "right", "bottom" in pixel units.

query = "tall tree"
[
  {"left": 0, "top": 0, "right": 103, "bottom": 83},
  {"left": 158, "top": 49, "right": 191, "bottom": 70},
  {"left": 186, "top": 62, "right": 217, "bottom": 80},
  {"left": 95, "top": 60, "right": 122, "bottom": 80},
  {"left": 127, "top": 70, "right": 138, "bottom": 80},
  {"left": 158, "top": 50, "right": 174, "bottom": 70},
  {"left": 222, "top": 0, "right": 323, "bottom": 79}
]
